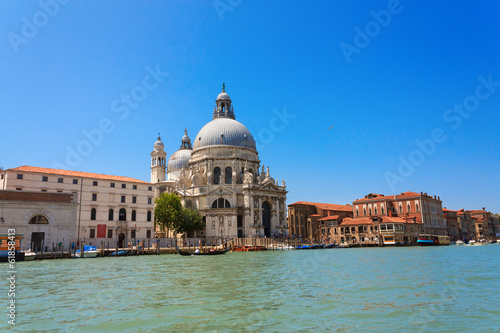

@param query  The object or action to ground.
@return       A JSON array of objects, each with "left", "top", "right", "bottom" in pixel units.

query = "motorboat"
[
  {"left": 23, "top": 249, "right": 37, "bottom": 261},
  {"left": 74, "top": 245, "right": 99, "bottom": 258},
  {"left": 109, "top": 250, "right": 129, "bottom": 257},
  {"left": 455, "top": 240, "right": 464, "bottom": 245},
  {"left": 474, "top": 239, "right": 489, "bottom": 246},
  {"left": 417, "top": 235, "right": 451, "bottom": 246},
  {"left": 177, "top": 247, "right": 229, "bottom": 256}
]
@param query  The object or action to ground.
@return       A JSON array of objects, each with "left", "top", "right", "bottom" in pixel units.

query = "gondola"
[{"left": 177, "top": 246, "right": 229, "bottom": 256}]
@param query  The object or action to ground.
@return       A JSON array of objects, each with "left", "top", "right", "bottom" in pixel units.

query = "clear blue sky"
[{"left": 1, "top": 0, "right": 499, "bottom": 213}]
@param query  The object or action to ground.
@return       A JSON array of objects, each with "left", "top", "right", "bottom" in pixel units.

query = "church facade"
[{"left": 151, "top": 86, "right": 288, "bottom": 239}]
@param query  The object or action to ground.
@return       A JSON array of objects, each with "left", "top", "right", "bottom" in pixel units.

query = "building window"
[
  {"left": 369, "top": 208, "right": 372, "bottom": 215},
  {"left": 121, "top": 195, "right": 126, "bottom": 203},
  {"left": 17, "top": 174, "right": 23, "bottom": 179},
  {"left": 148, "top": 186, "right": 152, "bottom": 191},
  {"left": 89, "top": 229, "right": 95, "bottom": 238},
  {"left": 133, "top": 185, "right": 137, "bottom": 190},
  {"left": 16, "top": 188, "right": 22, "bottom": 191},
  {"left": 416, "top": 204, "right": 419, "bottom": 212},
  {"left": 107, "top": 229, "right": 113, "bottom": 238},
  {"left": 29, "top": 215, "right": 49, "bottom": 224},
  {"left": 213, "top": 167, "right": 221, "bottom": 184},
  {"left": 91, "top": 208, "right": 96, "bottom": 220},
  {"left": 381, "top": 206, "right": 385, "bottom": 214},
  {"left": 147, "top": 210, "right": 152, "bottom": 222},
  {"left": 212, "top": 198, "right": 231, "bottom": 208},
  {"left": 92, "top": 193, "right": 97, "bottom": 201},
  {"left": 119, "top": 208, "right": 126, "bottom": 221},
  {"left": 148, "top": 198, "right": 152, "bottom": 205},
  {"left": 108, "top": 209, "right": 114, "bottom": 221},
  {"left": 374, "top": 207, "right": 378, "bottom": 215},
  {"left": 110, "top": 182, "right": 115, "bottom": 188},
  {"left": 356, "top": 209, "right": 359, "bottom": 217},
  {"left": 42, "top": 176, "right": 48, "bottom": 182},
  {"left": 131, "top": 229, "right": 136, "bottom": 238},
  {"left": 363, "top": 208, "right": 366, "bottom": 216},
  {"left": 93, "top": 181, "right": 98, "bottom": 186},
  {"left": 73, "top": 179, "right": 78, "bottom": 184},
  {"left": 41, "top": 189, "right": 47, "bottom": 192},
  {"left": 132, "top": 196, "right": 137, "bottom": 204},
  {"left": 225, "top": 167, "right": 232, "bottom": 184},
  {"left": 146, "top": 230, "right": 151, "bottom": 238},
  {"left": 399, "top": 205, "right": 403, "bottom": 213},
  {"left": 122, "top": 184, "right": 126, "bottom": 189},
  {"left": 58, "top": 178, "right": 64, "bottom": 183},
  {"left": 132, "top": 210, "right": 136, "bottom": 222},
  {"left": 407, "top": 204, "right": 411, "bottom": 212}
]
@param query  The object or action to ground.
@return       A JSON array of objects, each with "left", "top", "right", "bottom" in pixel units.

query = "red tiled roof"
[
  {"left": 7, "top": 166, "right": 150, "bottom": 184},
  {"left": 341, "top": 218, "right": 373, "bottom": 226},
  {"left": 443, "top": 208, "right": 457, "bottom": 212},
  {"left": 308, "top": 214, "right": 321, "bottom": 218},
  {"left": 381, "top": 216, "right": 421, "bottom": 224},
  {"left": 318, "top": 215, "right": 339, "bottom": 221},
  {"left": 288, "top": 201, "right": 353, "bottom": 212},
  {"left": 354, "top": 193, "right": 387, "bottom": 202},
  {"left": 394, "top": 191, "right": 421, "bottom": 198}
]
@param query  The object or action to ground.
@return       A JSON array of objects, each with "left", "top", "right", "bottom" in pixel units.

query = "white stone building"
[
  {"left": 0, "top": 190, "right": 78, "bottom": 251},
  {"left": 152, "top": 86, "right": 288, "bottom": 239},
  {"left": 0, "top": 166, "right": 155, "bottom": 247}
]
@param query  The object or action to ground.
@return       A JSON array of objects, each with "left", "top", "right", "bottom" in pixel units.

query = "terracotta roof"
[
  {"left": 394, "top": 191, "right": 421, "bottom": 198},
  {"left": 470, "top": 210, "right": 489, "bottom": 215},
  {"left": 341, "top": 218, "right": 373, "bottom": 226},
  {"left": 307, "top": 214, "right": 321, "bottom": 218},
  {"left": 318, "top": 215, "right": 339, "bottom": 221},
  {"left": 354, "top": 193, "right": 387, "bottom": 202},
  {"left": 7, "top": 166, "right": 150, "bottom": 184},
  {"left": 381, "top": 216, "right": 421, "bottom": 224},
  {"left": 443, "top": 208, "right": 457, "bottom": 212},
  {"left": 288, "top": 201, "right": 353, "bottom": 212}
]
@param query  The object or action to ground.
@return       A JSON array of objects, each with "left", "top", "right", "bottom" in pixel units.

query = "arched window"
[
  {"left": 213, "top": 167, "right": 221, "bottom": 184},
  {"left": 374, "top": 207, "right": 378, "bottom": 215},
  {"left": 416, "top": 203, "right": 419, "bottom": 212},
  {"left": 91, "top": 208, "right": 96, "bottom": 221},
  {"left": 211, "top": 198, "right": 231, "bottom": 208},
  {"left": 407, "top": 204, "right": 411, "bottom": 212},
  {"left": 381, "top": 206, "right": 385, "bottom": 214},
  {"left": 119, "top": 208, "right": 126, "bottom": 221},
  {"left": 29, "top": 215, "right": 49, "bottom": 224},
  {"left": 225, "top": 167, "right": 232, "bottom": 184},
  {"left": 132, "top": 210, "right": 136, "bottom": 222},
  {"left": 108, "top": 209, "right": 114, "bottom": 221},
  {"left": 363, "top": 208, "right": 366, "bottom": 216},
  {"left": 147, "top": 210, "right": 152, "bottom": 222}
]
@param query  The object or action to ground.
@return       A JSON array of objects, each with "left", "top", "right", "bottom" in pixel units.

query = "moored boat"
[
  {"left": 455, "top": 240, "right": 464, "bottom": 245},
  {"left": 23, "top": 249, "right": 37, "bottom": 260},
  {"left": 74, "top": 245, "right": 99, "bottom": 258},
  {"left": 0, "top": 235, "right": 25, "bottom": 262},
  {"left": 232, "top": 245, "right": 267, "bottom": 252},
  {"left": 177, "top": 247, "right": 229, "bottom": 256},
  {"left": 109, "top": 250, "right": 129, "bottom": 256},
  {"left": 417, "top": 234, "right": 450, "bottom": 246},
  {"left": 474, "top": 239, "right": 489, "bottom": 246}
]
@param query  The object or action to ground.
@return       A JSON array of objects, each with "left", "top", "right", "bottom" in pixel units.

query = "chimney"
[
  {"left": 438, "top": 196, "right": 440, "bottom": 201},
  {"left": 482, "top": 207, "right": 485, "bottom": 211},
  {"left": 420, "top": 191, "right": 423, "bottom": 195}
]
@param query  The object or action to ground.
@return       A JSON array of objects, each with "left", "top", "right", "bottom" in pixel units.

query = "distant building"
[
  {"left": 287, "top": 201, "right": 353, "bottom": 240},
  {"left": 352, "top": 191, "right": 446, "bottom": 236},
  {"left": 469, "top": 208, "right": 497, "bottom": 241},
  {"left": 443, "top": 208, "right": 460, "bottom": 242},
  {"left": 0, "top": 190, "right": 78, "bottom": 251},
  {"left": 457, "top": 209, "right": 475, "bottom": 242},
  {"left": 0, "top": 166, "right": 155, "bottom": 248}
]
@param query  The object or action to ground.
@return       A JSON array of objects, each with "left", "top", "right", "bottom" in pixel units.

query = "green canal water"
[{"left": 3, "top": 245, "right": 500, "bottom": 332}]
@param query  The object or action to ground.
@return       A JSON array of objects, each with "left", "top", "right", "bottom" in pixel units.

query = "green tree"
[
  {"left": 154, "top": 193, "right": 183, "bottom": 234},
  {"left": 180, "top": 208, "right": 205, "bottom": 237}
]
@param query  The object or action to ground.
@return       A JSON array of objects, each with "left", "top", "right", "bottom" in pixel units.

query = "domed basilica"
[{"left": 151, "top": 85, "right": 288, "bottom": 238}]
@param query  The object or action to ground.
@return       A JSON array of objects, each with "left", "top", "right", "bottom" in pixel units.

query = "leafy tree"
[
  {"left": 154, "top": 193, "right": 183, "bottom": 234},
  {"left": 180, "top": 208, "right": 205, "bottom": 237}
]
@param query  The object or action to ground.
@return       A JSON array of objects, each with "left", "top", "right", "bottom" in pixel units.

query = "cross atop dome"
[{"left": 214, "top": 84, "right": 235, "bottom": 119}]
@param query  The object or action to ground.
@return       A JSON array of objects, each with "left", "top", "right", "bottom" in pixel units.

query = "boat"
[
  {"left": 268, "top": 243, "right": 295, "bottom": 250},
  {"left": 232, "top": 245, "right": 267, "bottom": 252},
  {"left": 23, "top": 249, "right": 37, "bottom": 260},
  {"left": 294, "top": 245, "right": 312, "bottom": 249},
  {"left": 455, "top": 240, "right": 464, "bottom": 245},
  {"left": 177, "top": 247, "right": 229, "bottom": 256},
  {"left": 474, "top": 239, "right": 489, "bottom": 246},
  {"left": 109, "top": 250, "right": 129, "bottom": 257},
  {"left": 74, "top": 245, "right": 99, "bottom": 258},
  {"left": 467, "top": 240, "right": 476, "bottom": 246},
  {"left": 417, "top": 234, "right": 451, "bottom": 246},
  {"left": 0, "top": 235, "right": 25, "bottom": 262},
  {"left": 324, "top": 243, "right": 337, "bottom": 249}
]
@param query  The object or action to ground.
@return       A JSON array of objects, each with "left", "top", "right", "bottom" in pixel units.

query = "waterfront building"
[
  {"left": 457, "top": 209, "right": 475, "bottom": 242},
  {"left": 287, "top": 201, "right": 353, "bottom": 240},
  {"left": 151, "top": 86, "right": 288, "bottom": 239},
  {"left": 443, "top": 208, "right": 461, "bottom": 242},
  {"left": 469, "top": 208, "right": 497, "bottom": 241},
  {"left": 352, "top": 191, "right": 447, "bottom": 236},
  {"left": 0, "top": 166, "right": 155, "bottom": 248},
  {"left": 0, "top": 190, "right": 78, "bottom": 250}
]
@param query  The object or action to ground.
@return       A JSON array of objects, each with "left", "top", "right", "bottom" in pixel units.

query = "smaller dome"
[
  {"left": 168, "top": 149, "right": 192, "bottom": 171},
  {"left": 153, "top": 135, "right": 164, "bottom": 151},
  {"left": 217, "top": 92, "right": 230, "bottom": 100}
]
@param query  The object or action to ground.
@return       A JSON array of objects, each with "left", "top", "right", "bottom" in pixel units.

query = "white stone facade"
[
  {"left": 0, "top": 166, "right": 155, "bottom": 247},
  {"left": 152, "top": 86, "right": 288, "bottom": 239}
]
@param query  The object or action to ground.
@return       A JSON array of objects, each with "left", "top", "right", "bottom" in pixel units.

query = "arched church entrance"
[
  {"left": 262, "top": 202, "right": 271, "bottom": 238},
  {"left": 118, "top": 233, "right": 125, "bottom": 248}
]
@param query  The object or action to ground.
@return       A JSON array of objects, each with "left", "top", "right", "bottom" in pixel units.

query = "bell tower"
[{"left": 151, "top": 134, "right": 167, "bottom": 183}]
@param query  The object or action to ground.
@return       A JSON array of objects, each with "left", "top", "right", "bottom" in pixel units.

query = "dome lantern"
[{"left": 213, "top": 83, "right": 235, "bottom": 120}]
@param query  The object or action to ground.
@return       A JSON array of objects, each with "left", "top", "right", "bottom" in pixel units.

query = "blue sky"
[{"left": 1, "top": 0, "right": 499, "bottom": 213}]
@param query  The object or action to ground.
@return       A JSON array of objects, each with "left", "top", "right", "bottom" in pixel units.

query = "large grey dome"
[
  {"left": 193, "top": 118, "right": 256, "bottom": 151},
  {"left": 168, "top": 149, "right": 192, "bottom": 171}
]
